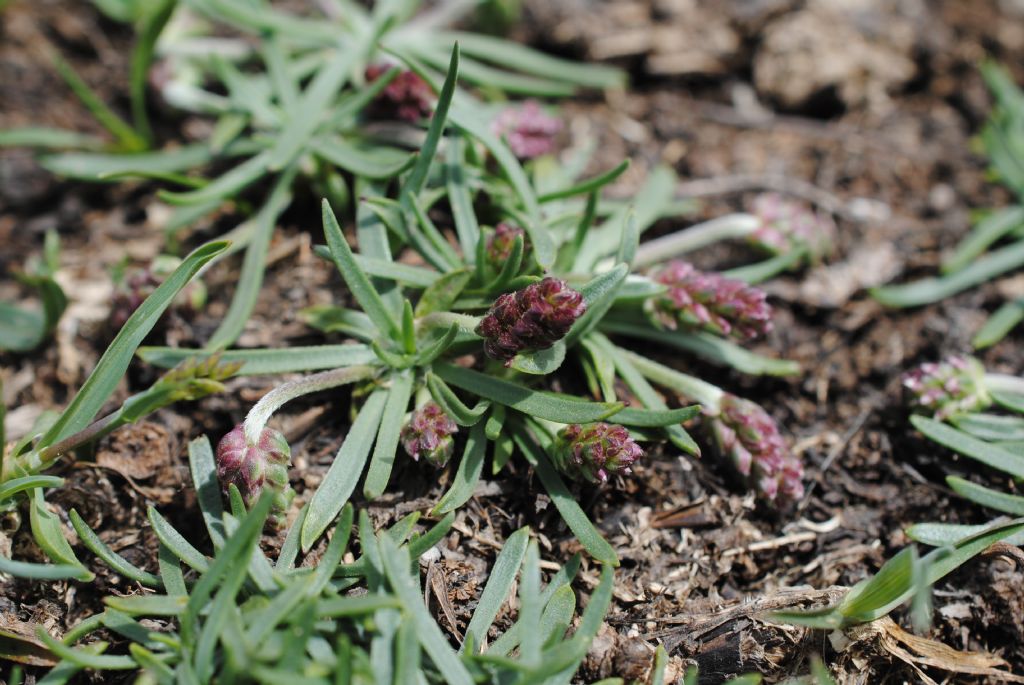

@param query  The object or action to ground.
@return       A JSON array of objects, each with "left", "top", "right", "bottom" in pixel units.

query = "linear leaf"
[
  {"left": 462, "top": 526, "right": 529, "bottom": 653},
  {"left": 364, "top": 371, "right": 414, "bottom": 499},
  {"left": 138, "top": 343, "right": 377, "bottom": 375},
  {"left": 912, "top": 415, "right": 1024, "bottom": 478},
  {"left": 302, "top": 389, "right": 388, "bottom": 550},
  {"left": 69, "top": 510, "right": 160, "bottom": 587},
  {"left": 947, "top": 476, "right": 1024, "bottom": 515},
  {"left": 434, "top": 422, "right": 487, "bottom": 515}
]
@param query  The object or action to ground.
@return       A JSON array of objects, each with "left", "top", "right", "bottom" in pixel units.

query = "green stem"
[
  {"left": 243, "top": 365, "right": 377, "bottom": 444},
  {"left": 614, "top": 348, "right": 724, "bottom": 409},
  {"left": 630, "top": 213, "right": 759, "bottom": 269}
]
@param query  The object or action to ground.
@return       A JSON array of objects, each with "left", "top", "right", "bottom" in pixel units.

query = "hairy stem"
[{"left": 630, "top": 213, "right": 759, "bottom": 269}]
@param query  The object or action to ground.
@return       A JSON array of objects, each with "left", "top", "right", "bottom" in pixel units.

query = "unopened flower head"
[
  {"left": 491, "top": 100, "right": 562, "bottom": 160},
  {"left": 216, "top": 424, "right": 294, "bottom": 528},
  {"left": 486, "top": 222, "right": 528, "bottom": 266},
  {"left": 748, "top": 193, "right": 835, "bottom": 263},
  {"left": 902, "top": 355, "right": 990, "bottom": 420},
  {"left": 476, "top": 277, "right": 587, "bottom": 364},
  {"left": 647, "top": 260, "right": 772, "bottom": 340},
  {"left": 401, "top": 402, "right": 459, "bottom": 468},
  {"left": 365, "top": 64, "right": 434, "bottom": 123},
  {"left": 711, "top": 394, "right": 803, "bottom": 502},
  {"left": 554, "top": 422, "right": 644, "bottom": 483}
]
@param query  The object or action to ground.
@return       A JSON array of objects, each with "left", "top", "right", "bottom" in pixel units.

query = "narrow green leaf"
[
  {"left": 415, "top": 268, "right": 473, "bottom": 318},
  {"left": 513, "top": 430, "right": 618, "bottom": 566},
  {"left": 400, "top": 44, "right": 459, "bottom": 201},
  {"left": 188, "top": 436, "right": 226, "bottom": 548},
  {"left": 509, "top": 342, "right": 566, "bottom": 375},
  {"left": 0, "top": 476, "right": 64, "bottom": 504},
  {"left": 129, "top": 0, "right": 174, "bottom": 144},
  {"left": 538, "top": 161, "right": 629, "bottom": 204},
  {"left": 69, "top": 510, "right": 160, "bottom": 587},
  {"left": 0, "top": 555, "right": 90, "bottom": 581},
  {"left": 872, "top": 239, "right": 1024, "bottom": 307},
  {"left": 974, "top": 298, "right": 1024, "bottom": 349},
  {"left": 138, "top": 343, "right": 377, "bottom": 375},
  {"left": 207, "top": 167, "right": 296, "bottom": 348},
  {"left": 316, "top": 136, "right": 414, "bottom": 179},
  {"left": 563, "top": 265, "right": 629, "bottom": 348},
  {"left": 267, "top": 42, "right": 362, "bottom": 171},
  {"left": 519, "top": 541, "right": 543, "bottom": 667},
  {"left": 50, "top": 51, "right": 144, "bottom": 151},
  {"left": 433, "top": 363, "right": 622, "bottom": 424},
  {"left": 0, "top": 127, "right": 105, "bottom": 150},
  {"left": 950, "top": 412, "right": 1024, "bottom": 441},
  {"left": 29, "top": 489, "right": 92, "bottom": 579},
  {"left": 947, "top": 476, "right": 1024, "bottom": 515},
  {"left": 302, "top": 389, "right": 388, "bottom": 550},
  {"left": 364, "top": 371, "right": 414, "bottom": 499},
  {"left": 944, "top": 206, "right": 1024, "bottom": 274},
  {"left": 103, "top": 594, "right": 186, "bottom": 617},
  {"left": 42, "top": 242, "right": 227, "bottom": 444},
  {"left": 377, "top": 536, "right": 474, "bottom": 685},
  {"left": 148, "top": 507, "right": 208, "bottom": 572},
  {"left": 912, "top": 415, "right": 1024, "bottom": 478},
  {"left": 158, "top": 151, "right": 271, "bottom": 206},
  {"left": 426, "top": 373, "right": 490, "bottom": 426},
  {"left": 600, "top": 322, "right": 801, "bottom": 377},
  {"left": 462, "top": 526, "right": 530, "bottom": 653},
  {"left": 322, "top": 199, "right": 401, "bottom": 339},
  {"left": 36, "top": 632, "right": 135, "bottom": 670},
  {"left": 446, "top": 134, "right": 480, "bottom": 260},
  {"left": 433, "top": 422, "right": 487, "bottom": 515}
]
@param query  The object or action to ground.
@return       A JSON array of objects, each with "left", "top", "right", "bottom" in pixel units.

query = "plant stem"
[
  {"left": 613, "top": 347, "right": 724, "bottom": 409},
  {"left": 629, "top": 213, "right": 760, "bottom": 269},
  {"left": 243, "top": 365, "right": 377, "bottom": 444}
]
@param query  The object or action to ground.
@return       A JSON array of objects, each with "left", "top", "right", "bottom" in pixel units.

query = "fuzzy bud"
[
  {"left": 491, "top": 100, "right": 563, "bottom": 160},
  {"left": 401, "top": 403, "right": 459, "bottom": 468},
  {"left": 486, "top": 222, "right": 527, "bottom": 266},
  {"left": 902, "top": 355, "right": 990, "bottom": 420},
  {"left": 710, "top": 394, "right": 803, "bottom": 503},
  {"left": 748, "top": 193, "right": 835, "bottom": 263},
  {"left": 476, "top": 277, "right": 587, "bottom": 364},
  {"left": 365, "top": 64, "right": 434, "bottom": 123},
  {"left": 554, "top": 422, "right": 644, "bottom": 483},
  {"left": 647, "top": 260, "right": 772, "bottom": 340},
  {"left": 216, "top": 424, "right": 294, "bottom": 528}
]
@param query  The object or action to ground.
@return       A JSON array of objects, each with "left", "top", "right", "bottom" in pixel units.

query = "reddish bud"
[
  {"left": 216, "top": 424, "right": 294, "bottom": 528},
  {"left": 554, "top": 422, "right": 644, "bottom": 483},
  {"left": 647, "top": 261, "right": 772, "bottom": 340},
  {"left": 710, "top": 394, "right": 803, "bottom": 503},
  {"left": 401, "top": 402, "right": 459, "bottom": 468},
  {"left": 491, "top": 100, "right": 563, "bottom": 160},
  {"left": 365, "top": 64, "right": 434, "bottom": 123},
  {"left": 902, "top": 355, "right": 990, "bottom": 420},
  {"left": 749, "top": 193, "right": 834, "bottom": 263},
  {"left": 486, "top": 222, "right": 527, "bottom": 266},
  {"left": 476, "top": 277, "right": 586, "bottom": 364}
]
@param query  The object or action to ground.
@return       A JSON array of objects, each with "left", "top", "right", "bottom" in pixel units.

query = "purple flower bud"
[
  {"left": 554, "top": 423, "right": 644, "bottom": 483},
  {"left": 486, "top": 222, "right": 528, "bottom": 266},
  {"left": 401, "top": 403, "right": 459, "bottom": 468},
  {"left": 748, "top": 193, "right": 835, "bottom": 263},
  {"left": 710, "top": 394, "right": 803, "bottom": 503},
  {"left": 491, "top": 100, "right": 563, "bottom": 160},
  {"left": 646, "top": 261, "right": 772, "bottom": 340},
  {"left": 902, "top": 355, "right": 990, "bottom": 420},
  {"left": 216, "top": 424, "right": 295, "bottom": 528},
  {"left": 365, "top": 64, "right": 434, "bottom": 123},
  {"left": 476, "top": 277, "right": 587, "bottom": 364}
]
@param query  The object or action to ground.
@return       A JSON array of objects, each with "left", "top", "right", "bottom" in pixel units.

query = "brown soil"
[{"left": 2, "top": 0, "right": 1024, "bottom": 683}]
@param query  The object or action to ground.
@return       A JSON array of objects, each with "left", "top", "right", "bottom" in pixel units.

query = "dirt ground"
[{"left": 3, "top": 1, "right": 1024, "bottom": 683}]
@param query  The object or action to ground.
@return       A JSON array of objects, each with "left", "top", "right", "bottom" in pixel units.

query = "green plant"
[
  {"left": 0, "top": 241, "right": 233, "bottom": 580},
  {"left": 23, "top": 435, "right": 614, "bottom": 683},
  {"left": 0, "top": 230, "right": 67, "bottom": 353},
  {"left": 0, "top": 0, "right": 624, "bottom": 353},
  {"left": 131, "top": 47, "right": 806, "bottom": 572},
  {"left": 872, "top": 63, "right": 1024, "bottom": 348}
]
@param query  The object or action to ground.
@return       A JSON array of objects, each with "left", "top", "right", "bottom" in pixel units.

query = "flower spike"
[
  {"left": 365, "top": 64, "right": 434, "bottom": 123},
  {"left": 476, "top": 277, "right": 587, "bottom": 364},
  {"left": 748, "top": 193, "right": 835, "bottom": 263},
  {"left": 491, "top": 100, "right": 563, "bottom": 160},
  {"left": 902, "top": 355, "right": 991, "bottom": 420},
  {"left": 486, "top": 222, "right": 528, "bottom": 266},
  {"left": 647, "top": 260, "right": 772, "bottom": 340},
  {"left": 401, "top": 402, "right": 459, "bottom": 468},
  {"left": 710, "top": 394, "right": 803, "bottom": 502},
  {"left": 216, "top": 424, "right": 295, "bottom": 528},
  {"left": 554, "top": 422, "right": 644, "bottom": 483}
]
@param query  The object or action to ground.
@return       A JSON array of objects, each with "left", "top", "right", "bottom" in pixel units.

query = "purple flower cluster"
[
  {"left": 216, "top": 425, "right": 295, "bottom": 528},
  {"left": 476, "top": 277, "right": 587, "bottom": 364},
  {"left": 365, "top": 64, "right": 434, "bottom": 123},
  {"left": 401, "top": 402, "right": 459, "bottom": 468},
  {"left": 486, "top": 222, "right": 527, "bottom": 266},
  {"left": 902, "top": 355, "right": 990, "bottom": 420},
  {"left": 748, "top": 193, "right": 835, "bottom": 262},
  {"left": 711, "top": 394, "right": 803, "bottom": 502},
  {"left": 647, "top": 260, "right": 772, "bottom": 340},
  {"left": 491, "top": 100, "right": 562, "bottom": 160},
  {"left": 554, "top": 422, "right": 644, "bottom": 483}
]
